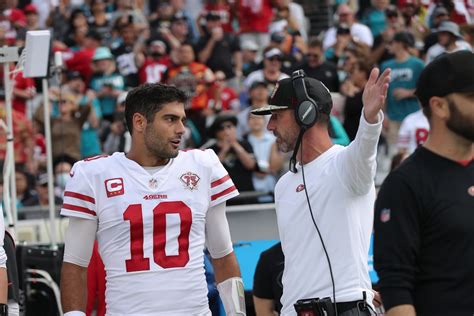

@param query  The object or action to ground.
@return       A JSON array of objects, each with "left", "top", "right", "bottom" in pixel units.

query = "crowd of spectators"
[{"left": 0, "top": 0, "right": 473, "bottom": 212}]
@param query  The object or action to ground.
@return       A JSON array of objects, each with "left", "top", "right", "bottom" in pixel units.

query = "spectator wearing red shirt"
[
  {"left": 11, "top": 69, "right": 35, "bottom": 116},
  {"left": 165, "top": 44, "right": 214, "bottom": 111},
  {"left": 236, "top": 0, "right": 274, "bottom": 60},
  {"left": 165, "top": 43, "right": 214, "bottom": 143},
  {"left": 62, "top": 30, "right": 102, "bottom": 84},
  {"left": 199, "top": 0, "right": 236, "bottom": 34},
  {"left": 206, "top": 70, "right": 240, "bottom": 113},
  {"left": 136, "top": 39, "right": 171, "bottom": 84}
]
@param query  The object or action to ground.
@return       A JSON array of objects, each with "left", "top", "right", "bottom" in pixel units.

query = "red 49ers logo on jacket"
[
  {"left": 105, "top": 178, "right": 125, "bottom": 197},
  {"left": 180, "top": 172, "right": 200, "bottom": 190}
]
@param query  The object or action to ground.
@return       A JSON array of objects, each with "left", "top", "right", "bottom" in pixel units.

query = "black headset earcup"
[{"left": 296, "top": 100, "right": 318, "bottom": 129}]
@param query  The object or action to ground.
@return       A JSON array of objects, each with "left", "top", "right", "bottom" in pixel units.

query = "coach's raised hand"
[{"left": 362, "top": 68, "right": 391, "bottom": 124}]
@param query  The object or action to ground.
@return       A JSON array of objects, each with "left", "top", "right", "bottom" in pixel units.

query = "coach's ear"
[{"left": 133, "top": 113, "right": 147, "bottom": 133}]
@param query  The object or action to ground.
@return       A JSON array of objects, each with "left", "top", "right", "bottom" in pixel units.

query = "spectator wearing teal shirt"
[
  {"left": 89, "top": 47, "right": 125, "bottom": 122},
  {"left": 361, "top": 0, "right": 390, "bottom": 37},
  {"left": 79, "top": 93, "right": 102, "bottom": 158},
  {"left": 63, "top": 71, "right": 103, "bottom": 158},
  {"left": 329, "top": 115, "right": 350, "bottom": 146},
  {"left": 381, "top": 32, "right": 424, "bottom": 150}
]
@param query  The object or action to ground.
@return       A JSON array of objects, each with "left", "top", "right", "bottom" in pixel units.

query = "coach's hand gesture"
[{"left": 363, "top": 68, "right": 391, "bottom": 124}]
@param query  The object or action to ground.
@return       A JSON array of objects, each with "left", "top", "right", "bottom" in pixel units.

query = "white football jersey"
[
  {"left": 397, "top": 109, "right": 430, "bottom": 154},
  {"left": 61, "top": 150, "right": 239, "bottom": 316}
]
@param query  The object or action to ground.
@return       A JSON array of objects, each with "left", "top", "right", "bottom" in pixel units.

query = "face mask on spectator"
[{"left": 56, "top": 172, "right": 70, "bottom": 189}]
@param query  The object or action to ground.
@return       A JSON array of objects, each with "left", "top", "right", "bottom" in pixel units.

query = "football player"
[{"left": 60, "top": 83, "right": 246, "bottom": 315}]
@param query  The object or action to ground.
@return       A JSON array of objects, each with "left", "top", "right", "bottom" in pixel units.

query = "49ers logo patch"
[{"left": 180, "top": 172, "right": 200, "bottom": 190}]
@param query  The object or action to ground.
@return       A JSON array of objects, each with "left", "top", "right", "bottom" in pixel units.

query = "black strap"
[
  {"left": 336, "top": 301, "right": 361, "bottom": 314},
  {"left": 289, "top": 129, "right": 305, "bottom": 173},
  {"left": 292, "top": 71, "right": 308, "bottom": 106},
  {"left": 0, "top": 303, "right": 8, "bottom": 316}
]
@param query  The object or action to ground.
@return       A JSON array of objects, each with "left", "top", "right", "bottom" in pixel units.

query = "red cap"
[
  {"left": 24, "top": 4, "right": 38, "bottom": 14},
  {"left": 398, "top": 0, "right": 416, "bottom": 6},
  {"left": 9, "top": 9, "right": 27, "bottom": 27}
]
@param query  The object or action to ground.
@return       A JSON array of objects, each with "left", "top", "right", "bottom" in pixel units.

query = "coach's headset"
[
  {"left": 292, "top": 69, "right": 320, "bottom": 130},
  {"left": 289, "top": 70, "right": 320, "bottom": 172},
  {"left": 290, "top": 70, "right": 339, "bottom": 315}
]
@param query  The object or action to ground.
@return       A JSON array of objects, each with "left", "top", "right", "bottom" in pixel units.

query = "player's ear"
[
  {"left": 133, "top": 113, "right": 147, "bottom": 133},
  {"left": 429, "top": 96, "right": 449, "bottom": 121}
]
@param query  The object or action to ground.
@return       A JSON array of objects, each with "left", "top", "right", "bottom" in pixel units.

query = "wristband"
[
  {"left": 217, "top": 277, "right": 246, "bottom": 316},
  {"left": 64, "top": 311, "right": 86, "bottom": 316}
]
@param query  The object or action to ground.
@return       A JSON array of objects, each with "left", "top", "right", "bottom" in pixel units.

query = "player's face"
[
  {"left": 143, "top": 101, "right": 186, "bottom": 159},
  {"left": 267, "top": 109, "right": 299, "bottom": 152},
  {"left": 446, "top": 93, "right": 474, "bottom": 142}
]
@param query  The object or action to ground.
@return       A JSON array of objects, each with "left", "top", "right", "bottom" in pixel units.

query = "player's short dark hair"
[{"left": 125, "top": 83, "right": 188, "bottom": 134}]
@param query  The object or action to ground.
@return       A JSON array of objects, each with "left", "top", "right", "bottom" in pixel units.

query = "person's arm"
[
  {"left": 0, "top": 268, "right": 6, "bottom": 305},
  {"left": 337, "top": 68, "right": 390, "bottom": 195},
  {"left": 205, "top": 202, "right": 246, "bottom": 315},
  {"left": 253, "top": 297, "right": 275, "bottom": 316},
  {"left": 386, "top": 305, "right": 416, "bottom": 316},
  {"left": 231, "top": 141, "right": 256, "bottom": 170},
  {"left": 374, "top": 171, "right": 421, "bottom": 314},
  {"left": 233, "top": 51, "right": 243, "bottom": 78},
  {"left": 61, "top": 263, "right": 88, "bottom": 314},
  {"left": 212, "top": 252, "right": 241, "bottom": 284},
  {"left": 269, "top": 142, "right": 284, "bottom": 174},
  {"left": 198, "top": 37, "right": 219, "bottom": 64},
  {"left": 392, "top": 88, "right": 416, "bottom": 101},
  {"left": 252, "top": 246, "right": 278, "bottom": 316},
  {"left": 60, "top": 217, "right": 98, "bottom": 314}
]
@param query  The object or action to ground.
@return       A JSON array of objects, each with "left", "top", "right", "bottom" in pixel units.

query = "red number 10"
[{"left": 123, "top": 201, "right": 192, "bottom": 272}]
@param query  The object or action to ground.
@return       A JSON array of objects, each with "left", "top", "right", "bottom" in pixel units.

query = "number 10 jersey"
[{"left": 61, "top": 150, "right": 239, "bottom": 315}]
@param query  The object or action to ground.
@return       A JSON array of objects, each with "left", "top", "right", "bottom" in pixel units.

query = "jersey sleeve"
[
  {"left": 397, "top": 117, "right": 410, "bottom": 150},
  {"left": 60, "top": 162, "right": 98, "bottom": 221},
  {"left": 206, "top": 149, "right": 239, "bottom": 207}
]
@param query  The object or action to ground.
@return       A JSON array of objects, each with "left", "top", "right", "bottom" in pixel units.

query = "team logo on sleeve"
[
  {"left": 105, "top": 178, "right": 125, "bottom": 198},
  {"left": 380, "top": 208, "right": 391, "bottom": 223},
  {"left": 180, "top": 172, "right": 200, "bottom": 191},
  {"left": 468, "top": 186, "right": 474, "bottom": 197}
]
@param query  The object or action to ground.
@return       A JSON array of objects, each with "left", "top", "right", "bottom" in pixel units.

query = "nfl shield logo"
[
  {"left": 180, "top": 172, "right": 200, "bottom": 190},
  {"left": 149, "top": 178, "right": 158, "bottom": 189},
  {"left": 380, "top": 208, "right": 391, "bottom": 223}
]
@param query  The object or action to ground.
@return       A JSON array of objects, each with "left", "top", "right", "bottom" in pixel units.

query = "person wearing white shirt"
[
  {"left": 397, "top": 109, "right": 430, "bottom": 154},
  {"left": 323, "top": 4, "right": 374, "bottom": 50},
  {"left": 251, "top": 67, "right": 390, "bottom": 316},
  {"left": 425, "top": 21, "right": 472, "bottom": 64}
]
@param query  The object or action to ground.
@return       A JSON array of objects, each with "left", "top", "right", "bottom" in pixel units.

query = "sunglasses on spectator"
[
  {"left": 307, "top": 53, "right": 320, "bottom": 58},
  {"left": 266, "top": 56, "right": 282, "bottom": 62}
]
